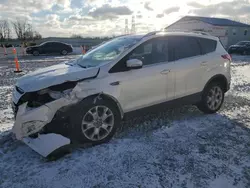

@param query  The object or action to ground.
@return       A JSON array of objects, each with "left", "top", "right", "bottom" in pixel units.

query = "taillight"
[{"left": 221, "top": 54, "right": 231, "bottom": 61}]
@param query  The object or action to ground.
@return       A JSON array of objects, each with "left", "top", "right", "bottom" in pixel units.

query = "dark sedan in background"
[
  {"left": 228, "top": 41, "right": 250, "bottom": 55},
  {"left": 26, "top": 41, "right": 73, "bottom": 56}
]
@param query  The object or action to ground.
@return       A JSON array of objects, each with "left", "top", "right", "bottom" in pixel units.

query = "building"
[{"left": 165, "top": 16, "right": 250, "bottom": 48}]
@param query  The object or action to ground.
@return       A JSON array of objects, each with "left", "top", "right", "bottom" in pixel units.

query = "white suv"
[{"left": 12, "top": 31, "right": 231, "bottom": 157}]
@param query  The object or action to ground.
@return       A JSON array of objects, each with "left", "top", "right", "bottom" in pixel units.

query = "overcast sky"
[{"left": 1, "top": 0, "right": 250, "bottom": 37}]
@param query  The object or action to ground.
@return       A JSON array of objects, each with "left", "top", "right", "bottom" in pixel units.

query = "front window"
[{"left": 76, "top": 36, "right": 140, "bottom": 68}]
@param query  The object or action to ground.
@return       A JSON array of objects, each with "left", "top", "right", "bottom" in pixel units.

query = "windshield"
[
  {"left": 236, "top": 41, "right": 248, "bottom": 45},
  {"left": 75, "top": 36, "right": 140, "bottom": 68}
]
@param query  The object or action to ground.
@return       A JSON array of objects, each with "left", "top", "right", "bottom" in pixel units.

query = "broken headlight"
[
  {"left": 19, "top": 82, "right": 77, "bottom": 108},
  {"left": 48, "top": 88, "right": 73, "bottom": 100}
]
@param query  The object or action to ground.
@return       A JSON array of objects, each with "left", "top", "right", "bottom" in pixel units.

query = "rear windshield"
[
  {"left": 236, "top": 41, "right": 248, "bottom": 45},
  {"left": 198, "top": 38, "right": 217, "bottom": 54}
]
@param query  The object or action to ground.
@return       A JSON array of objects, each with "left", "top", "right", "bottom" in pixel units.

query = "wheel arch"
[
  {"left": 79, "top": 93, "right": 124, "bottom": 119},
  {"left": 203, "top": 74, "right": 229, "bottom": 93}
]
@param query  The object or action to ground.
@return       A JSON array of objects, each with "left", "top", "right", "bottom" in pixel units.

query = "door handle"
[
  {"left": 161, "top": 69, "right": 171, "bottom": 74},
  {"left": 200, "top": 61, "right": 207, "bottom": 66}
]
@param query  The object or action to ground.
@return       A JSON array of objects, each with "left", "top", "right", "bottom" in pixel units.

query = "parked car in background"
[
  {"left": 12, "top": 31, "right": 231, "bottom": 157},
  {"left": 0, "top": 44, "right": 13, "bottom": 48},
  {"left": 26, "top": 41, "right": 73, "bottom": 56},
  {"left": 228, "top": 41, "right": 250, "bottom": 55}
]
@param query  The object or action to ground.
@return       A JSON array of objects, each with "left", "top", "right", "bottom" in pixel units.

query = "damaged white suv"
[{"left": 12, "top": 31, "right": 231, "bottom": 157}]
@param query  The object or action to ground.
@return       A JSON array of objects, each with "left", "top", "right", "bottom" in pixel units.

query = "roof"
[
  {"left": 140, "top": 31, "right": 218, "bottom": 41},
  {"left": 170, "top": 16, "right": 250, "bottom": 28}
]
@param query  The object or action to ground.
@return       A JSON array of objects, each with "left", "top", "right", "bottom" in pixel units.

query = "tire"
[
  {"left": 71, "top": 96, "right": 121, "bottom": 145},
  {"left": 61, "top": 50, "right": 68, "bottom": 55},
  {"left": 197, "top": 82, "right": 225, "bottom": 114},
  {"left": 33, "top": 50, "right": 39, "bottom": 56}
]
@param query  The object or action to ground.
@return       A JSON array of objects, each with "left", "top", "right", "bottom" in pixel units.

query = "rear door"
[
  {"left": 169, "top": 36, "right": 204, "bottom": 98},
  {"left": 54, "top": 42, "right": 63, "bottom": 53}
]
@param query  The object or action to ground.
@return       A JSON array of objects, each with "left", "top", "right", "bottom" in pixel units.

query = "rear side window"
[
  {"left": 169, "top": 36, "right": 202, "bottom": 60},
  {"left": 199, "top": 38, "right": 217, "bottom": 54}
]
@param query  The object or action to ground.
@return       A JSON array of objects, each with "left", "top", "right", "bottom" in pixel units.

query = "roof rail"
[
  {"left": 165, "top": 29, "right": 211, "bottom": 36},
  {"left": 142, "top": 31, "right": 164, "bottom": 38},
  {"left": 192, "top": 31, "right": 211, "bottom": 36},
  {"left": 142, "top": 30, "right": 211, "bottom": 39}
]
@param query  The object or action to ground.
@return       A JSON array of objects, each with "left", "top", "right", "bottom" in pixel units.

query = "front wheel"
[
  {"left": 197, "top": 82, "right": 224, "bottom": 114},
  {"left": 71, "top": 97, "right": 121, "bottom": 145}
]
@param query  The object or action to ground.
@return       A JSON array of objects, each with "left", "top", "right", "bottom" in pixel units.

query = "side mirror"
[{"left": 126, "top": 59, "right": 143, "bottom": 69}]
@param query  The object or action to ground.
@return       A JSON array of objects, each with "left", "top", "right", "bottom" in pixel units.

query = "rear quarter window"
[
  {"left": 199, "top": 38, "right": 217, "bottom": 54},
  {"left": 169, "top": 36, "right": 202, "bottom": 60}
]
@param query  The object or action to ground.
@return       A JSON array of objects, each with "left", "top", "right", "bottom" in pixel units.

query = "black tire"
[
  {"left": 61, "top": 49, "right": 68, "bottom": 55},
  {"left": 197, "top": 82, "right": 225, "bottom": 114},
  {"left": 33, "top": 50, "right": 39, "bottom": 56},
  {"left": 71, "top": 96, "right": 121, "bottom": 145}
]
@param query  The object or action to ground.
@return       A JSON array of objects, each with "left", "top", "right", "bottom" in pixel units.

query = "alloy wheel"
[
  {"left": 62, "top": 50, "right": 67, "bottom": 55},
  {"left": 206, "top": 86, "right": 223, "bottom": 111},
  {"left": 81, "top": 106, "right": 114, "bottom": 141}
]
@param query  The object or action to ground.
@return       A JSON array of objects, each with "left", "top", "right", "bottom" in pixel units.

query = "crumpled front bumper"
[
  {"left": 23, "top": 133, "right": 70, "bottom": 157},
  {"left": 12, "top": 98, "right": 72, "bottom": 157}
]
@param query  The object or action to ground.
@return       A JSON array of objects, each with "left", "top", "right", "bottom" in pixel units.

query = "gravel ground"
[{"left": 0, "top": 55, "right": 250, "bottom": 188}]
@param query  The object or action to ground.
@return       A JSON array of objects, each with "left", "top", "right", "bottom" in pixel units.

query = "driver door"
[
  {"left": 41, "top": 42, "right": 53, "bottom": 54},
  {"left": 109, "top": 37, "right": 175, "bottom": 112}
]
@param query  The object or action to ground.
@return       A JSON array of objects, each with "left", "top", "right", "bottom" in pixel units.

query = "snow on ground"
[{"left": 0, "top": 55, "right": 250, "bottom": 188}]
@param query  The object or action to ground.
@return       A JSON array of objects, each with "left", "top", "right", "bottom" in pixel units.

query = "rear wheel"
[
  {"left": 197, "top": 82, "right": 224, "bottom": 114},
  {"left": 71, "top": 97, "right": 121, "bottom": 145},
  {"left": 61, "top": 50, "right": 68, "bottom": 55}
]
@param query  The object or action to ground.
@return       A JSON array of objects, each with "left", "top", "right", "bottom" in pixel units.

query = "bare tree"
[
  {"left": 0, "top": 20, "right": 11, "bottom": 41},
  {"left": 12, "top": 18, "right": 42, "bottom": 41},
  {"left": 33, "top": 31, "right": 42, "bottom": 40},
  {"left": 12, "top": 18, "right": 29, "bottom": 41}
]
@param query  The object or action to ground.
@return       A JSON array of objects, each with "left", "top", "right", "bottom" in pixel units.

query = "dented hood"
[{"left": 16, "top": 62, "right": 99, "bottom": 92}]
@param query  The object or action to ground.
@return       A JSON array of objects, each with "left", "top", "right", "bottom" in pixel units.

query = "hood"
[{"left": 16, "top": 62, "right": 99, "bottom": 92}]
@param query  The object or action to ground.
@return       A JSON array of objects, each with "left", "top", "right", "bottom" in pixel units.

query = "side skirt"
[{"left": 123, "top": 92, "right": 202, "bottom": 120}]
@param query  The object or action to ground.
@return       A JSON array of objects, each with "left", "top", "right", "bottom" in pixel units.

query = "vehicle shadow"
[{"left": 117, "top": 94, "right": 250, "bottom": 138}]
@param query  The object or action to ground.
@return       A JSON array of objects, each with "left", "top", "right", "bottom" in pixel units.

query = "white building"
[{"left": 165, "top": 16, "right": 250, "bottom": 48}]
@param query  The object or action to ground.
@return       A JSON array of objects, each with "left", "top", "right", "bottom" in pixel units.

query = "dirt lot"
[{"left": 0, "top": 55, "right": 250, "bottom": 188}]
